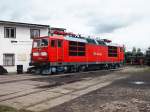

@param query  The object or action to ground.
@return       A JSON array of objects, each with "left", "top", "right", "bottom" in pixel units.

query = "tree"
[
  {"left": 145, "top": 47, "right": 150, "bottom": 65},
  {"left": 137, "top": 48, "right": 141, "bottom": 53},
  {"left": 132, "top": 47, "right": 136, "bottom": 56},
  {"left": 137, "top": 48, "right": 143, "bottom": 56}
]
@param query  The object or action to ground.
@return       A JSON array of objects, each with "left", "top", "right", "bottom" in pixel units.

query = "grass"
[
  {"left": 0, "top": 105, "right": 33, "bottom": 112},
  {"left": 0, "top": 105, "right": 17, "bottom": 112}
]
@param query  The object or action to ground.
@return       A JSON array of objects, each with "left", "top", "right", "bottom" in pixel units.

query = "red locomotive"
[{"left": 29, "top": 29, "right": 124, "bottom": 74}]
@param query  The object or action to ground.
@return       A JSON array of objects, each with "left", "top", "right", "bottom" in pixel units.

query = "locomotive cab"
[
  {"left": 29, "top": 35, "right": 65, "bottom": 74},
  {"left": 31, "top": 37, "right": 49, "bottom": 65},
  {"left": 30, "top": 36, "right": 64, "bottom": 66}
]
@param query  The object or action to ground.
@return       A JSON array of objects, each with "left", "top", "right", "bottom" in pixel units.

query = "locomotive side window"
[
  {"left": 69, "top": 41, "right": 78, "bottom": 56},
  {"left": 51, "top": 40, "right": 55, "bottom": 47},
  {"left": 78, "top": 52, "right": 85, "bottom": 56},
  {"left": 108, "top": 46, "right": 117, "bottom": 57},
  {"left": 78, "top": 42, "right": 85, "bottom": 52},
  {"left": 58, "top": 40, "right": 62, "bottom": 47},
  {"left": 78, "top": 42, "right": 85, "bottom": 46},
  {"left": 78, "top": 47, "right": 85, "bottom": 51},
  {"left": 69, "top": 46, "right": 78, "bottom": 51},
  {"left": 78, "top": 42, "right": 86, "bottom": 56},
  {"left": 51, "top": 40, "right": 62, "bottom": 47},
  {"left": 69, "top": 41, "right": 86, "bottom": 56},
  {"left": 69, "top": 41, "right": 77, "bottom": 46},
  {"left": 69, "top": 52, "right": 78, "bottom": 56}
]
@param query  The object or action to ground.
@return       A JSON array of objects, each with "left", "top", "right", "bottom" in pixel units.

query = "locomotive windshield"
[
  {"left": 41, "top": 39, "right": 48, "bottom": 46},
  {"left": 33, "top": 38, "right": 49, "bottom": 48}
]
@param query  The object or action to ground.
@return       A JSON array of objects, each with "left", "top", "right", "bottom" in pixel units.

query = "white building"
[{"left": 0, "top": 21, "right": 49, "bottom": 73}]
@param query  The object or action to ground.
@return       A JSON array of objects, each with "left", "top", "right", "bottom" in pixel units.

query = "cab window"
[
  {"left": 58, "top": 40, "right": 62, "bottom": 47},
  {"left": 51, "top": 40, "right": 55, "bottom": 47},
  {"left": 33, "top": 39, "right": 40, "bottom": 48},
  {"left": 51, "top": 40, "right": 62, "bottom": 47},
  {"left": 41, "top": 39, "right": 48, "bottom": 47}
]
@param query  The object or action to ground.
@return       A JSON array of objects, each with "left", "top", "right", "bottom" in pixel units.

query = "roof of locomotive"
[
  {"left": 64, "top": 35, "right": 87, "bottom": 43},
  {"left": 34, "top": 34, "right": 123, "bottom": 47},
  {"left": 105, "top": 42, "right": 123, "bottom": 47},
  {"left": 64, "top": 35, "right": 123, "bottom": 47},
  {"left": 46, "top": 29, "right": 123, "bottom": 47}
]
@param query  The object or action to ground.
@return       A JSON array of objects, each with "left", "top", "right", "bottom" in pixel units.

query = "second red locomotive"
[{"left": 29, "top": 30, "right": 124, "bottom": 74}]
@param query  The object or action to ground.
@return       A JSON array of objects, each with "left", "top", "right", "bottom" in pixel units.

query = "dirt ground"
[
  {"left": 0, "top": 66, "right": 150, "bottom": 112},
  {"left": 48, "top": 66, "right": 150, "bottom": 112}
]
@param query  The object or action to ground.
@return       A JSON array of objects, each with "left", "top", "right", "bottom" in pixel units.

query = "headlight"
[
  {"left": 41, "top": 52, "right": 47, "bottom": 56},
  {"left": 33, "top": 52, "right": 39, "bottom": 56}
]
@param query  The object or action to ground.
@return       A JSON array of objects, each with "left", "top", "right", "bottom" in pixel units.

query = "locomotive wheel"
[
  {"left": 113, "top": 64, "right": 117, "bottom": 69},
  {"left": 107, "top": 64, "right": 112, "bottom": 69},
  {"left": 75, "top": 66, "right": 80, "bottom": 72},
  {"left": 64, "top": 66, "right": 72, "bottom": 73},
  {"left": 104, "top": 64, "right": 109, "bottom": 70},
  {"left": 51, "top": 67, "right": 57, "bottom": 74},
  {"left": 111, "top": 64, "right": 116, "bottom": 69},
  {"left": 116, "top": 63, "right": 120, "bottom": 68},
  {"left": 35, "top": 69, "right": 41, "bottom": 75},
  {"left": 63, "top": 66, "right": 68, "bottom": 73},
  {"left": 41, "top": 68, "right": 51, "bottom": 75},
  {"left": 79, "top": 66, "right": 86, "bottom": 72}
]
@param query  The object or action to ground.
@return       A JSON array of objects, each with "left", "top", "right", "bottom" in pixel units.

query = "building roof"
[
  {"left": 50, "top": 27, "right": 66, "bottom": 31},
  {"left": 0, "top": 20, "right": 49, "bottom": 28}
]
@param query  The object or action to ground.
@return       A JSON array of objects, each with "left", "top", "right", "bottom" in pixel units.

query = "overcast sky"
[{"left": 0, "top": 0, "right": 150, "bottom": 51}]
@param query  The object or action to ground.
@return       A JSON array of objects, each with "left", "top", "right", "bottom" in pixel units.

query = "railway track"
[
  {"left": 0, "top": 67, "right": 123, "bottom": 84},
  {"left": 0, "top": 67, "right": 126, "bottom": 111}
]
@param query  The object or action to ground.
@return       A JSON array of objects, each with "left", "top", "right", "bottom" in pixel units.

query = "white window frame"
[
  {"left": 4, "top": 27, "right": 16, "bottom": 38},
  {"left": 30, "top": 29, "right": 40, "bottom": 39},
  {"left": 3, "top": 54, "right": 15, "bottom": 66}
]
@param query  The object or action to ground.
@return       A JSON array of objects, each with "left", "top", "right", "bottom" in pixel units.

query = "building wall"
[{"left": 0, "top": 25, "right": 49, "bottom": 73}]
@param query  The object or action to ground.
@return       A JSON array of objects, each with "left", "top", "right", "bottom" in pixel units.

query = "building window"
[
  {"left": 30, "top": 29, "right": 40, "bottom": 39},
  {"left": 4, "top": 27, "right": 16, "bottom": 38},
  {"left": 3, "top": 54, "right": 15, "bottom": 66}
]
